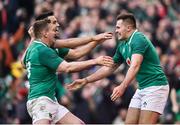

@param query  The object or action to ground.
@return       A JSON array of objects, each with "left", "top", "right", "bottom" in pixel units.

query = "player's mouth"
[
  {"left": 55, "top": 27, "right": 60, "bottom": 38},
  {"left": 56, "top": 27, "right": 59, "bottom": 32}
]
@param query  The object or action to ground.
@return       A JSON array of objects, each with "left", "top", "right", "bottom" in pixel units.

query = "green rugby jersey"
[
  {"left": 55, "top": 48, "right": 69, "bottom": 58},
  {"left": 24, "top": 40, "right": 64, "bottom": 100},
  {"left": 113, "top": 30, "right": 168, "bottom": 89},
  {"left": 54, "top": 47, "right": 69, "bottom": 99}
]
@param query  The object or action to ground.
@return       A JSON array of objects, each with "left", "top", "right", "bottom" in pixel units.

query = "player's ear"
[
  {"left": 127, "top": 25, "right": 132, "bottom": 32},
  {"left": 42, "top": 31, "right": 48, "bottom": 38}
]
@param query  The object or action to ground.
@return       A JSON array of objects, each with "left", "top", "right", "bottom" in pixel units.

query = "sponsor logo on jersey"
[{"left": 126, "top": 58, "right": 131, "bottom": 66}]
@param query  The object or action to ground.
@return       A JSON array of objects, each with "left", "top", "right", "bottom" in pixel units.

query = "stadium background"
[{"left": 0, "top": 0, "right": 180, "bottom": 124}]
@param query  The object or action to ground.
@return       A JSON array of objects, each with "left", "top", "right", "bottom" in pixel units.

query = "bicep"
[
  {"left": 64, "top": 49, "right": 77, "bottom": 60},
  {"left": 131, "top": 54, "right": 143, "bottom": 67}
]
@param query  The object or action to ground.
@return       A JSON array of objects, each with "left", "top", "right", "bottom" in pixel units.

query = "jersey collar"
[
  {"left": 33, "top": 40, "right": 48, "bottom": 47},
  {"left": 126, "top": 29, "right": 138, "bottom": 45}
]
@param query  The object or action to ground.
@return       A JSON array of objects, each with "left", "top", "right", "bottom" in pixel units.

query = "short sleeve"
[
  {"left": 39, "top": 47, "right": 64, "bottom": 71},
  {"left": 131, "top": 33, "right": 149, "bottom": 55},
  {"left": 57, "top": 48, "right": 69, "bottom": 58},
  {"left": 113, "top": 45, "right": 124, "bottom": 64}
]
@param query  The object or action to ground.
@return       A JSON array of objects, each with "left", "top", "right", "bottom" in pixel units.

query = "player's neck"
[
  {"left": 126, "top": 29, "right": 136, "bottom": 39},
  {"left": 36, "top": 38, "right": 50, "bottom": 47}
]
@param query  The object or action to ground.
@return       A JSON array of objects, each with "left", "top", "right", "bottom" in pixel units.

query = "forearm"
[
  {"left": 66, "top": 42, "right": 98, "bottom": 60},
  {"left": 121, "top": 65, "right": 140, "bottom": 88},
  {"left": 21, "top": 41, "right": 32, "bottom": 68},
  {"left": 21, "top": 51, "right": 26, "bottom": 68},
  {"left": 54, "top": 36, "right": 93, "bottom": 48},
  {"left": 67, "top": 59, "right": 97, "bottom": 72},
  {"left": 86, "top": 66, "right": 116, "bottom": 83}
]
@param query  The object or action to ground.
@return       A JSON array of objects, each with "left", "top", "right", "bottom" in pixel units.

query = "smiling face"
[
  {"left": 48, "top": 16, "right": 60, "bottom": 36},
  {"left": 115, "top": 13, "right": 136, "bottom": 41},
  {"left": 45, "top": 16, "right": 60, "bottom": 45},
  {"left": 115, "top": 19, "right": 129, "bottom": 40}
]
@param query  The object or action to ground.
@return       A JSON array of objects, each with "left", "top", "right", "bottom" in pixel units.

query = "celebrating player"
[
  {"left": 23, "top": 16, "right": 113, "bottom": 124},
  {"left": 67, "top": 12, "right": 169, "bottom": 124}
]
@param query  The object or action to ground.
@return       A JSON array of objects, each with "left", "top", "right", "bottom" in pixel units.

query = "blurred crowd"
[{"left": 0, "top": 0, "right": 180, "bottom": 124}]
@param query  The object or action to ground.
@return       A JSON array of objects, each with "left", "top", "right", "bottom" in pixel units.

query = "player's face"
[
  {"left": 45, "top": 24, "right": 56, "bottom": 45},
  {"left": 48, "top": 16, "right": 60, "bottom": 37},
  {"left": 46, "top": 16, "right": 60, "bottom": 45},
  {"left": 115, "top": 20, "right": 128, "bottom": 40}
]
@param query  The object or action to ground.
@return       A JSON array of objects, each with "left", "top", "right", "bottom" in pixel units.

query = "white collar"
[
  {"left": 33, "top": 40, "right": 48, "bottom": 47},
  {"left": 128, "top": 29, "right": 138, "bottom": 45}
]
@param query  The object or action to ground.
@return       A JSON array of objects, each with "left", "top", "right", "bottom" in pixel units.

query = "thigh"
[
  {"left": 139, "top": 110, "right": 160, "bottom": 124},
  {"left": 125, "top": 107, "right": 140, "bottom": 124},
  {"left": 56, "top": 112, "right": 84, "bottom": 124}
]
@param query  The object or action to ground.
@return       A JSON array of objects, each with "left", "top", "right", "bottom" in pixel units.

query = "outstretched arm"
[
  {"left": 85, "top": 64, "right": 118, "bottom": 83},
  {"left": 54, "top": 36, "right": 93, "bottom": 48},
  {"left": 66, "top": 63, "right": 119, "bottom": 90},
  {"left": 54, "top": 32, "right": 112, "bottom": 48},
  {"left": 111, "top": 54, "right": 143, "bottom": 101},
  {"left": 57, "top": 56, "right": 114, "bottom": 73},
  {"left": 65, "top": 42, "right": 98, "bottom": 60}
]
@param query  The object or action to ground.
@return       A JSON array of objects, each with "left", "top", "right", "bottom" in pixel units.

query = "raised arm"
[
  {"left": 54, "top": 32, "right": 112, "bottom": 48},
  {"left": 21, "top": 26, "right": 34, "bottom": 68},
  {"left": 54, "top": 36, "right": 93, "bottom": 48},
  {"left": 66, "top": 63, "right": 119, "bottom": 90},
  {"left": 64, "top": 42, "right": 98, "bottom": 60}
]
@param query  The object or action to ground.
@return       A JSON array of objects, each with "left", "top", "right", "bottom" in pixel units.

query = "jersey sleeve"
[
  {"left": 131, "top": 33, "right": 149, "bottom": 56},
  {"left": 39, "top": 47, "right": 64, "bottom": 71},
  {"left": 113, "top": 45, "right": 124, "bottom": 64},
  {"left": 57, "top": 48, "right": 69, "bottom": 58}
]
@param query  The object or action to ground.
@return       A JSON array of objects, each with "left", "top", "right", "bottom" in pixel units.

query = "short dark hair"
[
  {"left": 35, "top": 11, "right": 54, "bottom": 21},
  {"left": 117, "top": 12, "right": 136, "bottom": 29},
  {"left": 33, "top": 19, "right": 51, "bottom": 38}
]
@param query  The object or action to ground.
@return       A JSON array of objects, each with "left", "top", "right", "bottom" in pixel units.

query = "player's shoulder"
[
  {"left": 38, "top": 45, "right": 56, "bottom": 56},
  {"left": 134, "top": 31, "right": 145, "bottom": 39},
  {"left": 132, "top": 31, "right": 150, "bottom": 44}
]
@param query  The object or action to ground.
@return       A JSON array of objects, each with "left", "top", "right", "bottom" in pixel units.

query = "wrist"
[
  {"left": 121, "top": 82, "right": 128, "bottom": 89},
  {"left": 91, "top": 36, "right": 95, "bottom": 41},
  {"left": 93, "top": 58, "right": 98, "bottom": 65},
  {"left": 90, "top": 36, "right": 94, "bottom": 42},
  {"left": 84, "top": 77, "right": 89, "bottom": 83}
]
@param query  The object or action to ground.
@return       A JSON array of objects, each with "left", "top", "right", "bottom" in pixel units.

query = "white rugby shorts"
[
  {"left": 27, "top": 96, "right": 69, "bottom": 124},
  {"left": 129, "top": 85, "right": 169, "bottom": 114}
]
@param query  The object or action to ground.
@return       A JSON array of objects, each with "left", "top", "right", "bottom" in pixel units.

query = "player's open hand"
[
  {"left": 66, "top": 78, "right": 88, "bottom": 91},
  {"left": 92, "top": 32, "right": 113, "bottom": 42},
  {"left": 111, "top": 84, "right": 126, "bottom": 101},
  {"left": 95, "top": 56, "right": 114, "bottom": 67}
]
